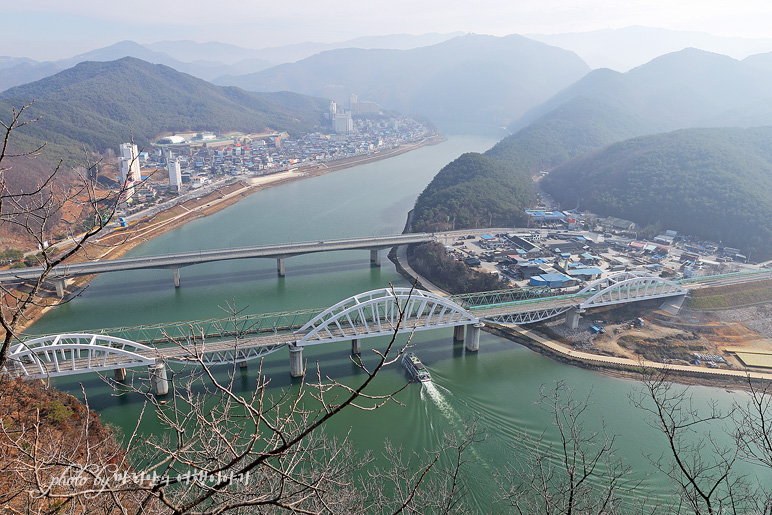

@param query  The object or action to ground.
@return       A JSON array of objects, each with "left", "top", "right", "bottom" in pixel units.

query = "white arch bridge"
[{"left": 3, "top": 272, "right": 686, "bottom": 387}]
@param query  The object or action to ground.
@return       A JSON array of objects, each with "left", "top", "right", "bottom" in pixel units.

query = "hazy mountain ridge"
[
  {"left": 216, "top": 34, "right": 590, "bottom": 126},
  {"left": 0, "top": 33, "right": 462, "bottom": 94},
  {"left": 541, "top": 126, "right": 772, "bottom": 257},
  {"left": 527, "top": 26, "right": 772, "bottom": 71},
  {"left": 511, "top": 48, "right": 772, "bottom": 134},
  {"left": 412, "top": 48, "right": 772, "bottom": 243},
  {"left": 0, "top": 57, "right": 329, "bottom": 160}
]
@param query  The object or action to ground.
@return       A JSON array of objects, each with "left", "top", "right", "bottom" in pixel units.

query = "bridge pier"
[
  {"left": 289, "top": 344, "right": 304, "bottom": 377},
  {"left": 148, "top": 361, "right": 169, "bottom": 396},
  {"left": 173, "top": 268, "right": 181, "bottom": 288},
  {"left": 351, "top": 338, "right": 361, "bottom": 355},
  {"left": 277, "top": 258, "right": 285, "bottom": 277},
  {"left": 453, "top": 325, "right": 465, "bottom": 343},
  {"left": 53, "top": 278, "right": 66, "bottom": 298},
  {"left": 464, "top": 322, "right": 484, "bottom": 352},
  {"left": 114, "top": 368, "right": 126, "bottom": 381},
  {"left": 564, "top": 308, "right": 582, "bottom": 330},
  {"left": 370, "top": 249, "right": 381, "bottom": 267}
]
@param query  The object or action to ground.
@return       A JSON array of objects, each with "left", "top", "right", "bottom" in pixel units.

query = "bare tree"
[
  {"left": 732, "top": 376, "right": 772, "bottom": 514},
  {"left": 630, "top": 369, "right": 752, "bottom": 515},
  {"left": 0, "top": 102, "right": 135, "bottom": 372},
  {"left": 495, "top": 381, "right": 635, "bottom": 515},
  {"left": 3, "top": 286, "right": 481, "bottom": 514},
  {"left": 363, "top": 419, "right": 484, "bottom": 514}
]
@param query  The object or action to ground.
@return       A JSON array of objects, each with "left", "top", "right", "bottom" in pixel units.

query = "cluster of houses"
[
  {"left": 447, "top": 219, "right": 752, "bottom": 292},
  {"left": 147, "top": 116, "right": 431, "bottom": 188}
]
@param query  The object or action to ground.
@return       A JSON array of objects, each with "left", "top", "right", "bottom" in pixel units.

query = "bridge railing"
[
  {"left": 450, "top": 287, "right": 553, "bottom": 308},
  {"left": 676, "top": 268, "right": 772, "bottom": 285},
  {"left": 22, "top": 308, "right": 324, "bottom": 347}
]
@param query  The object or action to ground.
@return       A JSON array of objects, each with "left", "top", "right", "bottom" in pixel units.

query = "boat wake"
[{"left": 421, "top": 381, "right": 462, "bottom": 427}]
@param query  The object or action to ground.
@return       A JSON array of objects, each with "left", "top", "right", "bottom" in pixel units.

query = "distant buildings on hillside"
[{"left": 329, "top": 93, "right": 381, "bottom": 134}]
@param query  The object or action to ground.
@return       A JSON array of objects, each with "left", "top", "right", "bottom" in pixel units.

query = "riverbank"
[
  {"left": 391, "top": 242, "right": 772, "bottom": 388},
  {"left": 15, "top": 135, "right": 444, "bottom": 334}
]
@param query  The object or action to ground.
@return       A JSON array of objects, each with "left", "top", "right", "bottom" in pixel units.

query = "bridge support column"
[
  {"left": 238, "top": 360, "right": 248, "bottom": 370},
  {"left": 370, "top": 249, "right": 381, "bottom": 267},
  {"left": 148, "top": 361, "right": 169, "bottom": 396},
  {"left": 289, "top": 344, "right": 304, "bottom": 377},
  {"left": 114, "top": 368, "right": 126, "bottom": 381},
  {"left": 173, "top": 268, "right": 181, "bottom": 288},
  {"left": 277, "top": 258, "right": 285, "bottom": 277},
  {"left": 351, "top": 338, "right": 361, "bottom": 355},
  {"left": 464, "top": 322, "right": 484, "bottom": 352},
  {"left": 565, "top": 308, "right": 581, "bottom": 330},
  {"left": 53, "top": 278, "right": 66, "bottom": 298},
  {"left": 453, "top": 325, "right": 465, "bottom": 343}
]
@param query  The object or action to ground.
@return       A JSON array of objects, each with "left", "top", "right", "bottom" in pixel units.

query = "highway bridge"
[
  {"left": 0, "top": 233, "right": 435, "bottom": 295},
  {"left": 4, "top": 272, "right": 695, "bottom": 388}
]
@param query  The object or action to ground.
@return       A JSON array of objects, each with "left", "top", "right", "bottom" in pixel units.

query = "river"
[{"left": 31, "top": 123, "right": 749, "bottom": 511}]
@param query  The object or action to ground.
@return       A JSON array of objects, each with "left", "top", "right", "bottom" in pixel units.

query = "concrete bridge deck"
[{"left": 0, "top": 233, "right": 434, "bottom": 283}]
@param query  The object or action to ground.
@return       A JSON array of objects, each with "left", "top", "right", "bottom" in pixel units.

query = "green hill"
[
  {"left": 0, "top": 57, "right": 329, "bottom": 161},
  {"left": 541, "top": 126, "right": 772, "bottom": 258},
  {"left": 411, "top": 48, "right": 772, "bottom": 235},
  {"left": 412, "top": 152, "right": 533, "bottom": 231}
]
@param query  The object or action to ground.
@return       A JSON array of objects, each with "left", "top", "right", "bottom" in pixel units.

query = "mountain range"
[
  {"left": 527, "top": 26, "right": 772, "bottom": 71},
  {"left": 0, "top": 33, "right": 462, "bottom": 93},
  {"left": 412, "top": 47, "right": 772, "bottom": 256},
  {"left": 216, "top": 34, "right": 590, "bottom": 126}
]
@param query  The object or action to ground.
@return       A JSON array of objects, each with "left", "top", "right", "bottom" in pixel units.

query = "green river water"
[{"left": 29, "top": 123, "right": 750, "bottom": 511}]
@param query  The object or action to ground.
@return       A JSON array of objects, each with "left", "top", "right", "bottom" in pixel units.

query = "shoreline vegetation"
[{"left": 18, "top": 135, "right": 445, "bottom": 333}]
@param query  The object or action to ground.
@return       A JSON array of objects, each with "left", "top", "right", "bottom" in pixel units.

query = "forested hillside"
[
  {"left": 542, "top": 126, "right": 772, "bottom": 257},
  {"left": 412, "top": 48, "right": 772, "bottom": 237},
  {"left": 412, "top": 152, "right": 533, "bottom": 231},
  {"left": 0, "top": 57, "right": 329, "bottom": 161}
]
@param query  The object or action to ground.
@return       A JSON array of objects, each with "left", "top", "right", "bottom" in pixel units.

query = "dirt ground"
[{"left": 540, "top": 298, "right": 772, "bottom": 373}]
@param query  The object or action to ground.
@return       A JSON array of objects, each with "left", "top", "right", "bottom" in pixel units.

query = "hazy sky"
[{"left": 4, "top": 0, "right": 772, "bottom": 60}]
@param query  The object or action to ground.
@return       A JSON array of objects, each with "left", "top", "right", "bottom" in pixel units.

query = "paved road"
[{"left": 0, "top": 233, "right": 434, "bottom": 281}]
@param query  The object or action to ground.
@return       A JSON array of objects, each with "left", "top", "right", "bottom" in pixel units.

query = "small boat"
[{"left": 402, "top": 352, "right": 431, "bottom": 383}]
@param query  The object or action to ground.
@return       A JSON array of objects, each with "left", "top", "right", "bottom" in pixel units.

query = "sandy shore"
[{"left": 17, "top": 136, "right": 444, "bottom": 332}]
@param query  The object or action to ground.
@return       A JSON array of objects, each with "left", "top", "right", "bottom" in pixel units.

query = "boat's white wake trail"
[{"left": 422, "top": 381, "right": 462, "bottom": 426}]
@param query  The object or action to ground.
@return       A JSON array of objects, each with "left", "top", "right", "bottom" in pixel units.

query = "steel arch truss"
[
  {"left": 167, "top": 342, "right": 288, "bottom": 366},
  {"left": 451, "top": 286, "right": 553, "bottom": 308},
  {"left": 4, "top": 334, "right": 156, "bottom": 379},
  {"left": 578, "top": 272, "right": 686, "bottom": 309},
  {"left": 483, "top": 306, "right": 571, "bottom": 325},
  {"left": 297, "top": 288, "right": 478, "bottom": 346}
]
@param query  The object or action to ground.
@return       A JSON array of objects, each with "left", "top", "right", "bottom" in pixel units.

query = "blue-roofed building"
[
  {"left": 530, "top": 273, "right": 576, "bottom": 288},
  {"left": 525, "top": 210, "right": 567, "bottom": 223}
]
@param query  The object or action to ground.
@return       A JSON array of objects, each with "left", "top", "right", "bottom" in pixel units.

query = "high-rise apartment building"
[
  {"left": 168, "top": 158, "right": 182, "bottom": 192},
  {"left": 118, "top": 143, "right": 141, "bottom": 184}
]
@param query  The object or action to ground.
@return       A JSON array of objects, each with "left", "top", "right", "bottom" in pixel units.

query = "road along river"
[{"left": 31, "top": 123, "right": 755, "bottom": 511}]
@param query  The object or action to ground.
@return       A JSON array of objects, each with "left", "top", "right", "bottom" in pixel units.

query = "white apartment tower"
[
  {"left": 329, "top": 101, "right": 337, "bottom": 125},
  {"left": 118, "top": 143, "right": 141, "bottom": 184},
  {"left": 168, "top": 158, "right": 182, "bottom": 192}
]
